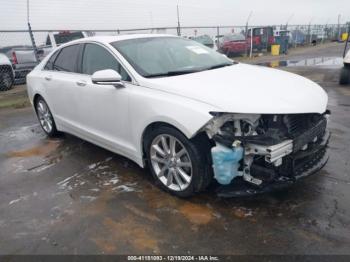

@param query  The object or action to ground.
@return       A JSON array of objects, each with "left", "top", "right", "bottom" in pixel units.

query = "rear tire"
[
  {"left": 144, "top": 125, "right": 212, "bottom": 198},
  {"left": 339, "top": 67, "right": 350, "bottom": 85},
  {"left": 0, "top": 68, "right": 14, "bottom": 91},
  {"left": 35, "top": 97, "right": 59, "bottom": 137}
]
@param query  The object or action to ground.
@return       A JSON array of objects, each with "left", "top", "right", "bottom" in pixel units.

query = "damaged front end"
[{"left": 204, "top": 111, "right": 331, "bottom": 197}]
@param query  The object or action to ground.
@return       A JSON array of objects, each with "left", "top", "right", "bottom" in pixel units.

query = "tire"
[
  {"left": 339, "top": 67, "right": 350, "bottom": 85},
  {"left": 0, "top": 68, "right": 14, "bottom": 91},
  {"left": 144, "top": 125, "right": 213, "bottom": 198},
  {"left": 35, "top": 97, "right": 59, "bottom": 137}
]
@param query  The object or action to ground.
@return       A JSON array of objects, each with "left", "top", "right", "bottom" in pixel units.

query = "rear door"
[{"left": 41, "top": 44, "right": 83, "bottom": 129}]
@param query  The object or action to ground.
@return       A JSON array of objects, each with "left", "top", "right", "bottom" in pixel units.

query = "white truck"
[
  {"left": 0, "top": 53, "right": 14, "bottom": 91},
  {"left": 0, "top": 31, "right": 90, "bottom": 88}
]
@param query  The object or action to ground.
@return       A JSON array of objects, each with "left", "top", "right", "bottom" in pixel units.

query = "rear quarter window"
[
  {"left": 53, "top": 44, "right": 80, "bottom": 72},
  {"left": 44, "top": 50, "right": 59, "bottom": 70}
]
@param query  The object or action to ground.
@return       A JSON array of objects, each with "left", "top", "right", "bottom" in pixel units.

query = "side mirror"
[{"left": 91, "top": 69, "right": 124, "bottom": 88}]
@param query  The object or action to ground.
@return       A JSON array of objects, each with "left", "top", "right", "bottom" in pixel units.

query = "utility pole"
[
  {"left": 338, "top": 14, "right": 341, "bottom": 41},
  {"left": 322, "top": 18, "right": 330, "bottom": 44},
  {"left": 308, "top": 17, "right": 313, "bottom": 45},
  {"left": 176, "top": 5, "right": 181, "bottom": 36},
  {"left": 149, "top": 11, "right": 154, "bottom": 32},
  {"left": 27, "top": 0, "right": 39, "bottom": 62},
  {"left": 245, "top": 11, "right": 253, "bottom": 57},
  {"left": 285, "top": 14, "right": 294, "bottom": 30},
  {"left": 27, "top": 0, "right": 30, "bottom": 24}
]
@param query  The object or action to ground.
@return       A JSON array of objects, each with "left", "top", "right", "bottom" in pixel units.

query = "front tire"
[
  {"left": 339, "top": 67, "right": 350, "bottom": 85},
  {"left": 144, "top": 125, "right": 212, "bottom": 197},
  {"left": 35, "top": 97, "right": 59, "bottom": 137}
]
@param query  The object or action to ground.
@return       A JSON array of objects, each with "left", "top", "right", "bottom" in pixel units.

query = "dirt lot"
[{"left": 0, "top": 42, "right": 350, "bottom": 255}]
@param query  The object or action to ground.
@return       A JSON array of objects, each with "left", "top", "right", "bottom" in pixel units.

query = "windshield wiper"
[
  {"left": 205, "top": 62, "right": 236, "bottom": 70},
  {"left": 145, "top": 69, "right": 202, "bottom": 78},
  {"left": 145, "top": 63, "right": 237, "bottom": 78}
]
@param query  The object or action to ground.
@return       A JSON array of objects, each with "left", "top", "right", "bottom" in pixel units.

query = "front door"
[{"left": 74, "top": 43, "right": 134, "bottom": 155}]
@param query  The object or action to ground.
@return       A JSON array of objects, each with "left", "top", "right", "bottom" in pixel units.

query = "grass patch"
[
  {"left": 0, "top": 85, "right": 31, "bottom": 109},
  {"left": 0, "top": 96, "right": 31, "bottom": 109}
]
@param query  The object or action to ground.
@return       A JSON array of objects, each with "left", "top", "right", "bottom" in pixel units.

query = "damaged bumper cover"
[{"left": 216, "top": 130, "right": 330, "bottom": 197}]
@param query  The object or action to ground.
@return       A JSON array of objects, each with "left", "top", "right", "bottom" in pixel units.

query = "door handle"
[
  {"left": 76, "top": 80, "right": 87, "bottom": 86},
  {"left": 45, "top": 75, "right": 52, "bottom": 81}
]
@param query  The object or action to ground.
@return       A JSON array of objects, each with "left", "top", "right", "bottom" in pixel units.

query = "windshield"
[{"left": 111, "top": 37, "right": 233, "bottom": 78}]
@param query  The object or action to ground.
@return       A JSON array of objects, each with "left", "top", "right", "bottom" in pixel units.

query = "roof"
[{"left": 65, "top": 34, "right": 177, "bottom": 46}]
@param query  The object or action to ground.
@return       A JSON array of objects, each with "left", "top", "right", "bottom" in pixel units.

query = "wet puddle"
[
  {"left": 179, "top": 202, "right": 214, "bottom": 225},
  {"left": 6, "top": 140, "right": 61, "bottom": 158},
  {"left": 258, "top": 57, "right": 343, "bottom": 68}
]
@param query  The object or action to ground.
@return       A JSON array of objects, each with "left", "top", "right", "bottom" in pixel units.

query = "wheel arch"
[
  {"left": 140, "top": 120, "right": 212, "bottom": 167},
  {"left": 33, "top": 93, "right": 42, "bottom": 105}
]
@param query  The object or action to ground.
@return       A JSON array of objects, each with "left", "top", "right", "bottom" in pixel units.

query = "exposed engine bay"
[{"left": 204, "top": 111, "right": 331, "bottom": 196}]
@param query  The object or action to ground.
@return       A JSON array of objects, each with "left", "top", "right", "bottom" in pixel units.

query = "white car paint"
[
  {"left": 0, "top": 53, "right": 12, "bottom": 67},
  {"left": 0, "top": 53, "right": 15, "bottom": 79},
  {"left": 26, "top": 34, "right": 328, "bottom": 168},
  {"left": 344, "top": 49, "right": 350, "bottom": 64},
  {"left": 143, "top": 63, "right": 328, "bottom": 114}
]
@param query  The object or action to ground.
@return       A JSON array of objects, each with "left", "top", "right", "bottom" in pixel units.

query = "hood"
[{"left": 142, "top": 63, "right": 328, "bottom": 114}]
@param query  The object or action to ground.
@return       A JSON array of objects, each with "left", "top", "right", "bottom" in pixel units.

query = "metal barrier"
[
  {"left": 0, "top": 23, "right": 347, "bottom": 51},
  {"left": 0, "top": 23, "right": 348, "bottom": 91}
]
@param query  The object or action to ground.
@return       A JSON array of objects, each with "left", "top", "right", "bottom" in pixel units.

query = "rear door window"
[
  {"left": 81, "top": 43, "right": 131, "bottom": 81},
  {"left": 53, "top": 44, "right": 80, "bottom": 72}
]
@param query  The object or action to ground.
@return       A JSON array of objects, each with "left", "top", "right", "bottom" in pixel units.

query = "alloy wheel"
[
  {"left": 150, "top": 134, "right": 193, "bottom": 191},
  {"left": 36, "top": 100, "right": 53, "bottom": 134}
]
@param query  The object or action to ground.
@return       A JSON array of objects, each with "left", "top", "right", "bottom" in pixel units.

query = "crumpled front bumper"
[{"left": 216, "top": 130, "right": 330, "bottom": 198}]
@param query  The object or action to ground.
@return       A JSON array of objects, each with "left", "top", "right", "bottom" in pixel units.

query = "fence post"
[
  {"left": 250, "top": 27, "right": 253, "bottom": 58},
  {"left": 216, "top": 26, "right": 220, "bottom": 49}
]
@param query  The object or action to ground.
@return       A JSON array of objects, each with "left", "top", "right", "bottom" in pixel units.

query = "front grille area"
[
  {"left": 292, "top": 117, "right": 327, "bottom": 152},
  {"left": 283, "top": 113, "right": 327, "bottom": 153},
  {"left": 283, "top": 113, "right": 324, "bottom": 138}
]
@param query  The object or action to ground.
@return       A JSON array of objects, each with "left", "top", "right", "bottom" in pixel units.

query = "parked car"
[
  {"left": 247, "top": 27, "right": 275, "bottom": 51},
  {"left": 0, "top": 31, "right": 88, "bottom": 85},
  {"left": 45, "top": 31, "right": 88, "bottom": 48},
  {"left": 39, "top": 31, "right": 90, "bottom": 58},
  {"left": 218, "top": 34, "right": 247, "bottom": 56},
  {"left": 340, "top": 38, "right": 350, "bottom": 85},
  {"left": 27, "top": 35, "right": 330, "bottom": 197},
  {"left": 0, "top": 53, "right": 14, "bottom": 91},
  {"left": 0, "top": 46, "right": 38, "bottom": 84},
  {"left": 190, "top": 35, "right": 214, "bottom": 48}
]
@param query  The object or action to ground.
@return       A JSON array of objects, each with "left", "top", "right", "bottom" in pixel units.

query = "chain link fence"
[{"left": 0, "top": 23, "right": 349, "bottom": 91}]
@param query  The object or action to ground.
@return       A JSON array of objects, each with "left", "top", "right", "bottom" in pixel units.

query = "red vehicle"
[
  {"left": 218, "top": 34, "right": 248, "bottom": 57},
  {"left": 246, "top": 27, "right": 275, "bottom": 51}
]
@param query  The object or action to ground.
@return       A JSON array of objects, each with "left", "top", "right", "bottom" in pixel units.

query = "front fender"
[{"left": 129, "top": 85, "right": 218, "bottom": 167}]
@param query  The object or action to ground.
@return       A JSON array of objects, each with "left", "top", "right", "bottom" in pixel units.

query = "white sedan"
[{"left": 27, "top": 34, "right": 330, "bottom": 197}]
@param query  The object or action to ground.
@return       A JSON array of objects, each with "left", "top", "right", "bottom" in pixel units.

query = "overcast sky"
[{"left": 1, "top": 0, "right": 349, "bottom": 30}]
